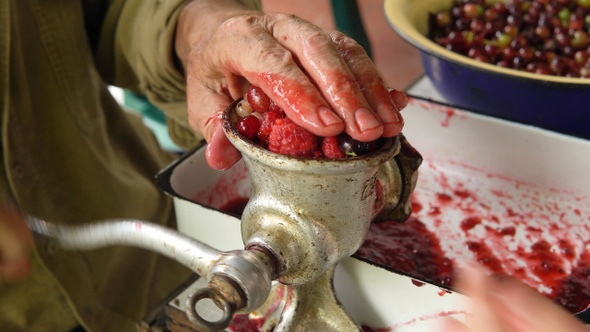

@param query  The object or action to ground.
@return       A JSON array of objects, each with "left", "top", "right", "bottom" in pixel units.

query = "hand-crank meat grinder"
[{"left": 28, "top": 100, "right": 422, "bottom": 331}]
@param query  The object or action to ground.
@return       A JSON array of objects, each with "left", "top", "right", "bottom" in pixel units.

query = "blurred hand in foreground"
[
  {"left": 175, "top": 1, "right": 408, "bottom": 170},
  {"left": 0, "top": 202, "right": 32, "bottom": 283},
  {"left": 441, "top": 264, "right": 588, "bottom": 332}
]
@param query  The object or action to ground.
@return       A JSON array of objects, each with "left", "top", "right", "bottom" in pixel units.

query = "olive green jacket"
[{"left": 0, "top": 0, "right": 261, "bottom": 331}]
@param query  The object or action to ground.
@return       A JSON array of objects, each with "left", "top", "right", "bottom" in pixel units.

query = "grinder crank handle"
[{"left": 26, "top": 216, "right": 275, "bottom": 331}]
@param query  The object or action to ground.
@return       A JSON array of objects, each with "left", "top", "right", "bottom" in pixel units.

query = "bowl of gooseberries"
[{"left": 385, "top": 0, "right": 590, "bottom": 140}]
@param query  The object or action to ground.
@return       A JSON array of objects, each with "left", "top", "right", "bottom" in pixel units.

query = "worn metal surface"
[
  {"left": 375, "top": 134, "right": 423, "bottom": 223},
  {"left": 222, "top": 100, "right": 422, "bottom": 331},
  {"left": 26, "top": 217, "right": 274, "bottom": 331}
]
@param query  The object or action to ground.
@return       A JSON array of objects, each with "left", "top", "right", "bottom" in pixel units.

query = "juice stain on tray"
[{"left": 195, "top": 157, "right": 590, "bottom": 316}]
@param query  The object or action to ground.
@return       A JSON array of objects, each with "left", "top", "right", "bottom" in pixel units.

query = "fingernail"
[
  {"left": 378, "top": 102, "right": 401, "bottom": 125},
  {"left": 317, "top": 106, "right": 342, "bottom": 127},
  {"left": 390, "top": 89, "right": 409, "bottom": 109},
  {"left": 354, "top": 107, "right": 381, "bottom": 132}
]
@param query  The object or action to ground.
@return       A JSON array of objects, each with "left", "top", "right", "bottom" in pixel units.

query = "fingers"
[
  {"left": 267, "top": 15, "right": 387, "bottom": 141},
  {"left": 190, "top": 13, "right": 342, "bottom": 136},
  {"left": 267, "top": 17, "right": 381, "bottom": 140},
  {"left": 0, "top": 202, "right": 32, "bottom": 281},
  {"left": 205, "top": 125, "right": 242, "bottom": 170},
  {"left": 186, "top": 13, "right": 339, "bottom": 166},
  {"left": 185, "top": 53, "right": 242, "bottom": 170},
  {"left": 485, "top": 274, "right": 587, "bottom": 332},
  {"left": 185, "top": 12, "right": 410, "bottom": 169},
  {"left": 450, "top": 263, "right": 587, "bottom": 332},
  {"left": 265, "top": 16, "right": 407, "bottom": 140},
  {"left": 185, "top": 87, "right": 241, "bottom": 170},
  {"left": 440, "top": 317, "right": 468, "bottom": 332},
  {"left": 201, "top": 13, "right": 405, "bottom": 141},
  {"left": 456, "top": 264, "right": 506, "bottom": 332},
  {"left": 390, "top": 89, "right": 409, "bottom": 110},
  {"left": 329, "top": 31, "right": 404, "bottom": 137},
  {"left": 242, "top": 14, "right": 347, "bottom": 137}
]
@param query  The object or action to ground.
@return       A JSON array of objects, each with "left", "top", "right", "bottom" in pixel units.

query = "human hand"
[
  {"left": 175, "top": 1, "right": 408, "bottom": 170},
  {"left": 442, "top": 264, "right": 587, "bottom": 332},
  {"left": 0, "top": 202, "right": 32, "bottom": 283}
]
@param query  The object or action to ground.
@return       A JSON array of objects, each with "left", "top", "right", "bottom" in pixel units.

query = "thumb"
[{"left": 206, "top": 125, "right": 242, "bottom": 171}]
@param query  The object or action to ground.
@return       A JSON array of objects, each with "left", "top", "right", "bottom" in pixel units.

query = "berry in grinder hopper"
[
  {"left": 268, "top": 118, "right": 319, "bottom": 158},
  {"left": 321, "top": 136, "right": 346, "bottom": 159},
  {"left": 234, "top": 85, "right": 385, "bottom": 159},
  {"left": 257, "top": 108, "right": 285, "bottom": 146},
  {"left": 338, "top": 133, "right": 382, "bottom": 157},
  {"left": 246, "top": 85, "right": 271, "bottom": 113},
  {"left": 268, "top": 99, "right": 282, "bottom": 112},
  {"left": 236, "top": 99, "right": 253, "bottom": 117},
  {"left": 236, "top": 115, "right": 260, "bottom": 141}
]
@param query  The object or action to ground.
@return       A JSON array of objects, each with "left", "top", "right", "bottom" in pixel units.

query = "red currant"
[
  {"left": 246, "top": 85, "right": 271, "bottom": 113},
  {"left": 268, "top": 99, "right": 282, "bottom": 112},
  {"left": 237, "top": 114, "right": 261, "bottom": 141}
]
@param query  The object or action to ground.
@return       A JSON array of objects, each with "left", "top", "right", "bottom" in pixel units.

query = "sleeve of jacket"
[{"left": 95, "top": 0, "right": 263, "bottom": 150}]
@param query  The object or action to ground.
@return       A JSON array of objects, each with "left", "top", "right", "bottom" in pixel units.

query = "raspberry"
[
  {"left": 268, "top": 118, "right": 319, "bottom": 158},
  {"left": 321, "top": 136, "right": 346, "bottom": 159},
  {"left": 312, "top": 150, "right": 324, "bottom": 159},
  {"left": 237, "top": 114, "right": 260, "bottom": 140},
  {"left": 257, "top": 109, "right": 284, "bottom": 145}
]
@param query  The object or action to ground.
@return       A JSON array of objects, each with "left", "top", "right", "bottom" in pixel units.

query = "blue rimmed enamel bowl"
[{"left": 384, "top": 0, "right": 590, "bottom": 140}]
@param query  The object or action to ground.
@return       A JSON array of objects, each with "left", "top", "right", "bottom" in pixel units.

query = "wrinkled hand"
[
  {"left": 441, "top": 264, "right": 588, "bottom": 332},
  {"left": 176, "top": 3, "right": 408, "bottom": 170},
  {"left": 0, "top": 202, "right": 32, "bottom": 282}
]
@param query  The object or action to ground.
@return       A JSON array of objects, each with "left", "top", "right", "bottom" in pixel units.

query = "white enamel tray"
[{"left": 157, "top": 96, "right": 590, "bottom": 331}]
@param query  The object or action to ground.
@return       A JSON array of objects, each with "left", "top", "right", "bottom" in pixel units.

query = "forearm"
[{"left": 175, "top": 0, "right": 262, "bottom": 71}]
